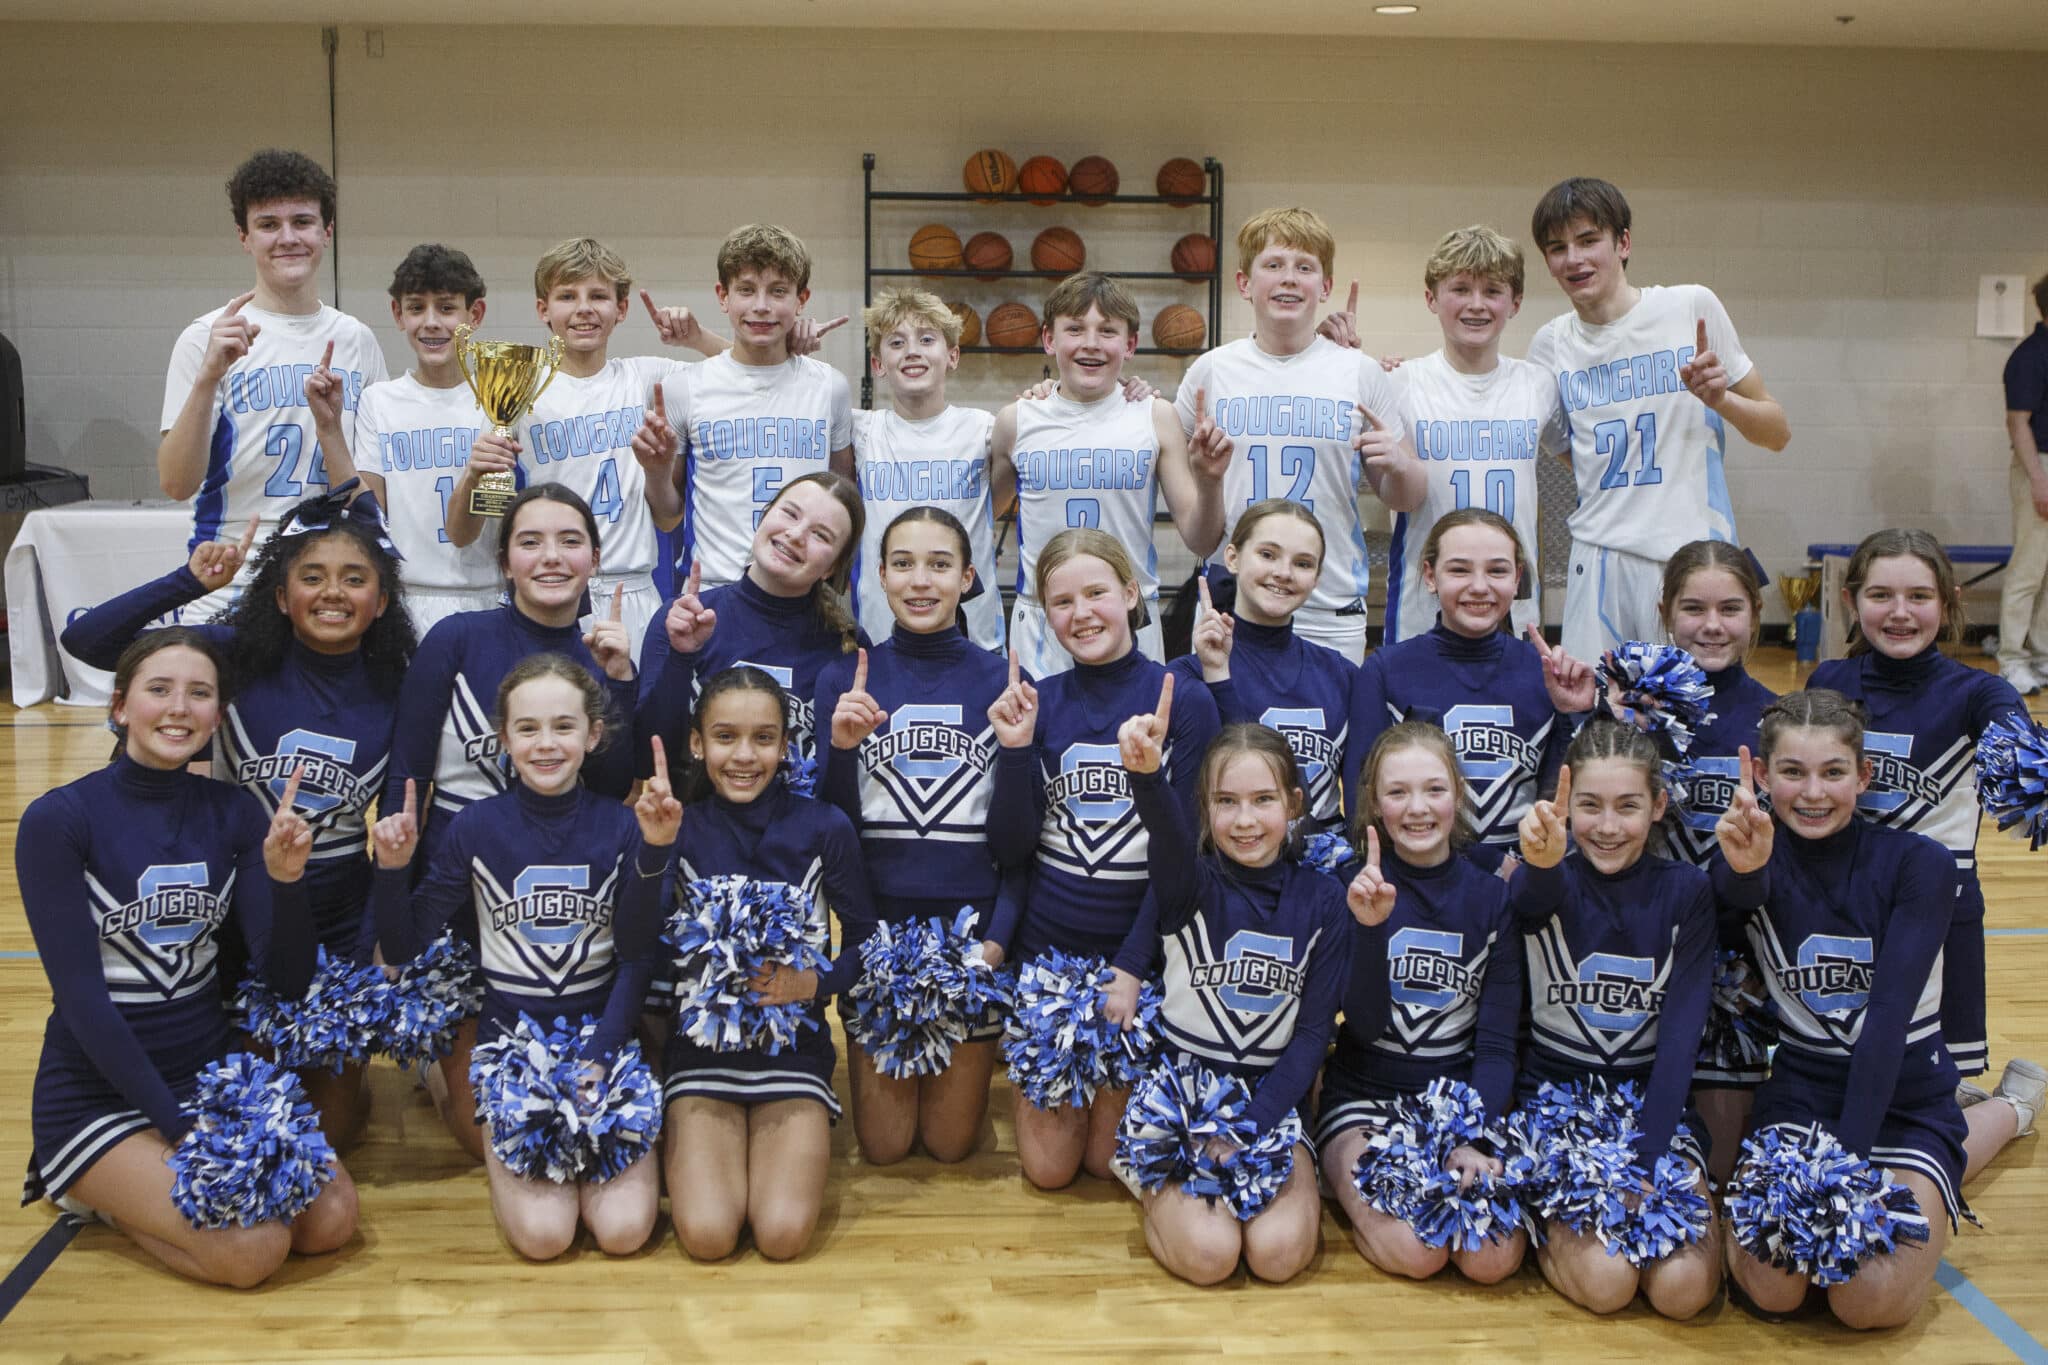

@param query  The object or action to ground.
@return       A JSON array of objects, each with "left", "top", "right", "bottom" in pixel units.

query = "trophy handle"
[
  {"left": 525, "top": 333, "right": 568, "bottom": 410},
  {"left": 452, "top": 322, "right": 482, "bottom": 400}
]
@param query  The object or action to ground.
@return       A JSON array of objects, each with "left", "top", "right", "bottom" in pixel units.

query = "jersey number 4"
[
  {"left": 1593, "top": 413, "right": 1663, "bottom": 490},
  {"left": 262, "top": 423, "right": 331, "bottom": 499}
]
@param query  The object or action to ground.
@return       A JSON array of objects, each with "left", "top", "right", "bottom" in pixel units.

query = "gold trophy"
[{"left": 452, "top": 325, "right": 566, "bottom": 517}]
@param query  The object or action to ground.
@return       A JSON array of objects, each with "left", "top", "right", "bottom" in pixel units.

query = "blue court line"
[
  {"left": 1987, "top": 928, "right": 2048, "bottom": 938},
  {"left": 1938, "top": 1260, "right": 2048, "bottom": 1363},
  {"left": 0, "top": 951, "right": 40, "bottom": 961},
  {"left": 0, "top": 1216, "right": 81, "bottom": 1323}
]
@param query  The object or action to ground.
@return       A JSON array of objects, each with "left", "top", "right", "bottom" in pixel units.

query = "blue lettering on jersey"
[
  {"left": 380, "top": 426, "right": 480, "bottom": 473},
  {"left": 1013, "top": 447, "right": 1154, "bottom": 492},
  {"left": 1554, "top": 348, "right": 1693, "bottom": 415},
  {"left": 1052, "top": 744, "right": 1130, "bottom": 821},
  {"left": 1860, "top": 732, "right": 1932, "bottom": 813},
  {"left": 228, "top": 366, "right": 366, "bottom": 417},
  {"left": 105, "top": 863, "right": 219, "bottom": 943},
  {"left": 691, "top": 417, "right": 829, "bottom": 463},
  {"left": 1786, "top": 935, "right": 1875, "bottom": 1016},
  {"left": 878, "top": 705, "right": 969, "bottom": 781},
  {"left": 530, "top": 406, "right": 642, "bottom": 465},
  {"left": 1444, "top": 704, "right": 1533, "bottom": 782},
  {"left": 500, "top": 866, "right": 601, "bottom": 941},
  {"left": 859, "top": 459, "right": 986, "bottom": 503},
  {"left": 1258, "top": 706, "right": 1333, "bottom": 788},
  {"left": 1680, "top": 756, "right": 1743, "bottom": 830},
  {"left": 1550, "top": 953, "right": 1661, "bottom": 1031},
  {"left": 1188, "top": 929, "right": 1302, "bottom": 1013},
  {"left": 242, "top": 729, "right": 361, "bottom": 816},
  {"left": 1412, "top": 419, "right": 1540, "bottom": 464},
  {"left": 1213, "top": 394, "right": 1356, "bottom": 443},
  {"left": 1387, "top": 926, "right": 1469, "bottom": 1009}
]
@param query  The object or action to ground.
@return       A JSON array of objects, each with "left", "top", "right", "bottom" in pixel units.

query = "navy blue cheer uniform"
[
  {"left": 1166, "top": 612, "right": 1360, "bottom": 831},
  {"left": 371, "top": 780, "right": 662, "bottom": 1058},
  {"left": 1130, "top": 769, "right": 1352, "bottom": 1140},
  {"left": 987, "top": 649, "right": 1220, "bottom": 976},
  {"left": 1714, "top": 819, "right": 1969, "bottom": 1222},
  {"left": 64, "top": 565, "right": 394, "bottom": 955},
  {"left": 657, "top": 780, "right": 876, "bottom": 1119},
  {"left": 1314, "top": 847, "right": 1523, "bottom": 1149},
  {"left": 22, "top": 758, "right": 313, "bottom": 1203},
  {"left": 1353, "top": 624, "right": 1567, "bottom": 870},
  {"left": 1810, "top": 645, "right": 2025, "bottom": 1076},
  {"left": 1510, "top": 852, "right": 1716, "bottom": 1170}
]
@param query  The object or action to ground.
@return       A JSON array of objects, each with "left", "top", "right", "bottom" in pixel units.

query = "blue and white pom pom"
[
  {"left": 1001, "top": 949, "right": 1163, "bottom": 1110},
  {"left": 1697, "top": 949, "right": 1778, "bottom": 1076},
  {"left": 576, "top": 1037, "right": 664, "bottom": 1184},
  {"left": 470, "top": 1014, "right": 590, "bottom": 1183},
  {"left": 1299, "top": 828, "right": 1354, "bottom": 878},
  {"left": 668, "top": 876, "right": 829, "bottom": 1055},
  {"left": 1977, "top": 712, "right": 2048, "bottom": 851},
  {"left": 235, "top": 947, "right": 391, "bottom": 1074},
  {"left": 783, "top": 742, "right": 819, "bottom": 799},
  {"left": 1597, "top": 641, "right": 1715, "bottom": 754},
  {"left": 380, "top": 933, "right": 484, "bottom": 1067},
  {"left": 167, "top": 1052, "right": 336, "bottom": 1228},
  {"left": 1504, "top": 1078, "right": 1709, "bottom": 1265},
  {"left": 1354, "top": 1078, "right": 1526, "bottom": 1251},
  {"left": 847, "top": 908, "right": 1014, "bottom": 1079},
  {"left": 1115, "top": 1058, "right": 1299, "bottom": 1220},
  {"left": 1725, "top": 1123, "right": 1931, "bottom": 1286}
]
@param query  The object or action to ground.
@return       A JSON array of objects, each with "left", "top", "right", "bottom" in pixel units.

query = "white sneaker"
[
  {"left": 2002, "top": 662, "right": 2044, "bottom": 696},
  {"left": 1958, "top": 1079, "right": 1993, "bottom": 1109},
  {"left": 1994, "top": 1058, "right": 2048, "bottom": 1136}
]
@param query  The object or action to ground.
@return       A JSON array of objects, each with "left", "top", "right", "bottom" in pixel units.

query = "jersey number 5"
[{"left": 1593, "top": 413, "right": 1662, "bottom": 490}]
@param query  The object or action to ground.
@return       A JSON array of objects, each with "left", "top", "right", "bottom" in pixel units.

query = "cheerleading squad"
[{"left": 19, "top": 149, "right": 2046, "bottom": 1330}]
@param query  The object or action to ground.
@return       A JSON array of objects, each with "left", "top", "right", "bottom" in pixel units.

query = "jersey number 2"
[
  {"left": 1246, "top": 444, "right": 1316, "bottom": 509},
  {"left": 262, "top": 423, "right": 330, "bottom": 498},
  {"left": 1593, "top": 413, "right": 1662, "bottom": 490}
]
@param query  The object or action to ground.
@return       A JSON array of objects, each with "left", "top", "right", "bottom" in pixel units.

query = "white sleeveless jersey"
[
  {"left": 1385, "top": 351, "right": 1557, "bottom": 642},
  {"left": 1010, "top": 390, "right": 1164, "bottom": 601},
  {"left": 659, "top": 353, "right": 853, "bottom": 589},
  {"left": 160, "top": 303, "right": 389, "bottom": 552},
  {"left": 1526, "top": 284, "right": 1753, "bottom": 561},
  {"left": 520, "top": 354, "right": 685, "bottom": 579},
  {"left": 353, "top": 373, "right": 499, "bottom": 593},
  {"left": 850, "top": 405, "right": 1004, "bottom": 650},
  {"left": 1174, "top": 336, "right": 1409, "bottom": 615}
]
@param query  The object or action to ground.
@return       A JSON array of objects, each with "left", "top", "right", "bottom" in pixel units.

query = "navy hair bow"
[{"left": 277, "top": 478, "right": 404, "bottom": 561}]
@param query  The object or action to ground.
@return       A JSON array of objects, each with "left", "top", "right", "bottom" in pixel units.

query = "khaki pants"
[{"left": 1998, "top": 462, "right": 2048, "bottom": 670}]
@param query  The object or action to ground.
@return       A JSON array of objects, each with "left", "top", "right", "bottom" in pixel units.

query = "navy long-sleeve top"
[
  {"left": 1353, "top": 624, "right": 1567, "bottom": 860},
  {"left": 1127, "top": 768, "right": 1352, "bottom": 1135},
  {"left": 986, "top": 648, "right": 1220, "bottom": 973},
  {"left": 63, "top": 564, "right": 394, "bottom": 950},
  {"left": 1665, "top": 663, "right": 1777, "bottom": 865},
  {"left": 1325, "top": 844, "right": 1523, "bottom": 1121},
  {"left": 21, "top": 757, "right": 312, "bottom": 1141},
  {"left": 1509, "top": 851, "right": 1714, "bottom": 1160},
  {"left": 371, "top": 780, "right": 663, "bottom": 1057},
  {"left": 1166, "top": 614, "right": 1359, "bottom": 829},
  {"left": 1712, "top": 819, "right": 1958, "bottom": 1157}
]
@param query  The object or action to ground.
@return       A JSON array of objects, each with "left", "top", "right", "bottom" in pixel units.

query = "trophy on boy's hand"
[
  {"left": 452, "top": 325, "right": 566, "bottom": 517},
  {"left": 1779, "top": 570, "right": 1822, "bottom": 666}
]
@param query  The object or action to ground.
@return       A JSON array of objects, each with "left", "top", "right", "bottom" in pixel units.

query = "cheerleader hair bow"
[
  {"left": 667, "top": 875, "right": 829, "bottom": 1055},
  {"left": 1596, "top": 642, "right": 1714, "bottom": 755},
  {"left": 166, "top": 1052, "right": 336, "bottom": 1229},
  {"left": 1725, "top": 1123, "right": 1930, "bottom": 1285},
  {"left": 1977, "top": 712, "right": 2048, "bottom": 851},
  {"left": 1353, "top": 1078, "right": 1530, "bottom": 1252},
  {"left": 1115, "top": 1057, "right": 1301, "bottom": 1220},
  {"left": 847, "top": 907, "right": 1014, "bottom": 1079},
  {"left": 277, "top": 478, "right": 404, "bottom": 561}
]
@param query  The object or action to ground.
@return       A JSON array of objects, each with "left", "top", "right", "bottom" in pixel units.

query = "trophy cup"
[
  {"left": 452, "top": 325, "right": 566, "bottom": 517},
  {"left": 1779, "top": 570, "right": 1822, "bottom": 667}
]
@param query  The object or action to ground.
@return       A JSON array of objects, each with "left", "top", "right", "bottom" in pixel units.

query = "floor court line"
[
  {"left": 1936, "top": 1260, "right": 2048, "bottom": 1364},
  {"left": 0, "top": 1216, "right": 81, "bottom": 1323}
]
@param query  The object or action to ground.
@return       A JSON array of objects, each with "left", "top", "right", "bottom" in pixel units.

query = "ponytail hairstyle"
[
  {"left": 1563, "top": 715, "right": 1666, "bottom": 803},
  {"left": 1756, "top": 688, "right": 1868, "bottom": 762},
  {"left": 1351, "top": 720, "right": 1475, "bottom": 851},
  {"left": 683, "top": 665, "right": 792, "bottom": 805},
  {"left": 107, "top": 627, "right": 227, "bottom": 759},
  {"left": 881, "top": 504, "right": 975, "bottom": 635},
  {"left": 1840, "top": 527, "right": 1964, "bottom": 657},
  {"left": 1035, "top": 527, "right": 1145, "bottom": 634},
  {"left": 1658, "top": 539, "right": 1763, "bottom": 650},
  {"left": 762, "top": 471, "right": 865, "bottom": 653},
  {"left": 1195, "top": 724, "right": 1306, "bottom": 855}
]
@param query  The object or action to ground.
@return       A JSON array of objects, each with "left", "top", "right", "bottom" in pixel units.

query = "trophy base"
[{"left": 468, "top": 476, "right": 518, "bottom": 519}]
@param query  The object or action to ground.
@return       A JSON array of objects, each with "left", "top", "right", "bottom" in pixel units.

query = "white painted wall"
[{"left": 3, "top": 21, "right": 2043, "bottom": 620}]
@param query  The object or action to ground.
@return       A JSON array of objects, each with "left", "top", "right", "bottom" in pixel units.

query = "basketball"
[
  {"left": 1031, "top": 227, "right": 1086, "bottom": 276},
  {"left": 963, "top": 231, "right": 1013, "bottom": 281},
  {"left": 963, "top": 149, "right": 1017, "bottom": 199},
  {"left": 1018, "top": 155, "right": 1068, "bottom": 205},
  {"left": 908, "top": 223, "right": 963, "bottom": 274},
  {"left": 948, "top": 300, "right": 981, "bottom": 349},
  {"left": 1171, "top": 233, "right": 1217, "bottom": 278},
  {"left": 1156, "top": 157, "right": 1205, "bottom": 204},
  {"left": 1153, "top": 303, "right": 1206, "bottom": 351},
  {"left": 985, "top": 301, "right": 1041, "bottom": 349},
  {"left": 1068, "top": 155, "right": 1120, "bottom": 205}
]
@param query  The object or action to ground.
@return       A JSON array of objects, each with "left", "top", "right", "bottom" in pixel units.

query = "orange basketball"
[
  {"left": 1171, "top": 233, "right": 1217, "bottom": 278},
  {"left": 963, "top": 231, "right": 1013, "bottom": 281},
  {"left": 963, "top": 149, "right": 1017, "bottom": 199},
  {"left": 948, "top": 300, "right": 981, "bottom": 349},
  {"left": 1068, "top": 155, "right": 1120, "bottom": 206},
  {"left": 1153, "top": 304, "right": 1206, "bottom": 352},
  {"left": 908, "top": 224, "right": 963, "bottom": 274},
  {"left": 985, "top": 302, "right": 1042, "bottom": 350},
  {"left": 1017, "top": 155, "right": 1068, "bottom": 205},
  {"left": 1031, "top": 226, "right": 1086, "bottom": 276},
  {"left": 1156, "top": 157, "right": 1205, "bottom": 205}
]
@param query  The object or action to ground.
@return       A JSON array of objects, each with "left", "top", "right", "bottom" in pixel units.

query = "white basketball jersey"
[
  {"left": 660, "top": 353, "right": 853, "bottom": 589},
  {"left": 1010, "top": 390, "right": 1163, "bottom": 601},
  {"left": 353, "top": 374, "right": 499, "bottom": 593},
  {"left": 160, "top": 303, "right": 389, "bottom": 551},
  {"left": 1526, "top": 284, "right": 1753, "bottom": 561},
  {"left": 520, "top": 354, "right": 684, "bottom": 579},
  {"left": 1174, "top": 336, "right": 1409, "bottom": 616},
  {"left": 850, "top": 405, "right": 1004, "bottom": 650},
  {"left": 1385, "top": 350, "right": 1557, "bottom": 642}
]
